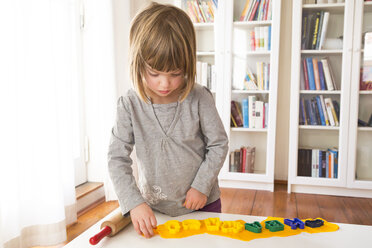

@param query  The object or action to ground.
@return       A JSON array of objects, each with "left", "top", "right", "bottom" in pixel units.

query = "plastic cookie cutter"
[
  {"left": 164, "top": 220, "right": 181, "bottom": 234},
  {"left": 284, "top": 218, "right": 305, "bottom": 230},
  {"left": 265, "top": 220, "right": 284, "bottom": 232},
  {"left": 221, "top": 221, "right": 244, "bottom": 234},
  {"left": 245, "top": 221, "right": 262, "bottom": 233},
  {"left": 182, "top": 219, "right": 201, "bottom": 231},
  {"left": 305, "top": 218, "right": 324, "bottom": 228},
  {"left": 204, "top": 218, "right": 222, "bottom": 232}
]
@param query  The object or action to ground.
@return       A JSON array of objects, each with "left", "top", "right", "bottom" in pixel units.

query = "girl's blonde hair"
[{"left": 129, "top": 2, "right": 196, "bottom": 103}]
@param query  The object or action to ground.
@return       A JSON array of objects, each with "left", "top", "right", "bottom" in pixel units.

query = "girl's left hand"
[{"left": 183, "top": 187, "right": 207, "bottom": 210}]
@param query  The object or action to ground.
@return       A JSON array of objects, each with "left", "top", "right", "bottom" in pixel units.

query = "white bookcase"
[
  {"left": 288, "top": 0, "right": 372, "bottom": 197},
  {"left": 216, "top": 0, "right": 281, "bottom": 192}
]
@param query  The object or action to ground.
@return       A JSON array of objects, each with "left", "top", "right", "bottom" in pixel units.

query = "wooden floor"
[
  {"left": 37, "top": 184, "right": 372, "bottom": 247},
  {"left": 221, "top": 184, "right": 372, "bottom": 225}
]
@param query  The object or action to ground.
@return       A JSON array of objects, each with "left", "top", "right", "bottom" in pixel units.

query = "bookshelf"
[
  {"left": 216, "top": 0, "right": 281, "bottom": 192},
  {"left": 288, "top": 0, "right": 372, "bottom": 197}
]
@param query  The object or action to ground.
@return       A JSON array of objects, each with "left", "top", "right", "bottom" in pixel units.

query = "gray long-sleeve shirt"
[{"left": 108, "top": 84, "right": 228, "bottom": 217}]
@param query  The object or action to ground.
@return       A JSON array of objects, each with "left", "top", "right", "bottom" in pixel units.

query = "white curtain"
[{"left": 0, "top": 0, "right": 79, "bottom": 247}]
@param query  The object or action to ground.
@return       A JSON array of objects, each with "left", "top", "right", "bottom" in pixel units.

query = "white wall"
[{"left": 275, "top": 0, "right": 292, "bottom": 180}]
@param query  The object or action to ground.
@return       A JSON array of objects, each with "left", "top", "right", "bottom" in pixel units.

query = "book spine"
[
  {"left": 299, "top": 97, "right": 305, "bottom": 125},
  {"left": 312, "top": 58, "right": 321, "bottom": 90},
  {"left": 303, "top": 58, "right": 310, "bottom": 90},
  {"left": 268, "top": 25, "right": 272, "bottom": 51},
  {"left": 328, "top": 99, "right": 339, "bottom": 126},
  {"left": 249, "top": 0, "right": 261, "bottom": 21},
  {"left": 311, "top": 12, "right": 321, "bottom": 49},
  {"left": 264, "top": 102, "right": 268, "bottom": 128},
  {"left": 319, "top": 95, "right": 329, "bottom": 126},
  {"left": 301, "top": 15, "right": 308, "bottom": 49},
  {"left": 321, "top": 58, "right": 335, "bottom": 91},
  {"left": 316, "top": 96, "right": 326, "bottom": 126},
  {"left": 306, "top": 57, "right": 316, "bottom": 90},
  {"left": 324, "top": 98, "right": 336, "bottom": 126},
  {"left": 248, "top": 95, "right": 257, "bottom": 128},
  {"left": 312, "top": 98, "right": 321, "bottom": 125},
  {"left": 315, "top": 11, "right": 324, "bottom": 50},
  {"left": 242, "top": 99, "right": 249, "bottom": 128},
  {"left": 239, "top": 0, "right": 251, "bottom": 21},
  {"left": 319, "top": 12, "right": 330, "bottom": 50},
  {"left": 231, "top": 100, "right": 243, "bottom": 127},
  {"left": 318, "top": 60, "right": 326, "bottom": 90}
]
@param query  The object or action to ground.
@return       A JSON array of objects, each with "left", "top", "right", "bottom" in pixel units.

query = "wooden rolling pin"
[{"left": 89, "top": 212, "right": 132, "bottom": 245}]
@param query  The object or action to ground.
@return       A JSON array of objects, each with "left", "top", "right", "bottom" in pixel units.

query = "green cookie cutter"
[
  {"left": 245, "top": 221, "right": 262, "bottom": 233},
  {"left": 265, "top": 220, "right": 284, "bottom": 232}
]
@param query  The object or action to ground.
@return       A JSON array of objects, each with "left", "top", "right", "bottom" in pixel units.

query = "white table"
[{"left": 64, "top": 208, "right": 372, "bottom": 248}]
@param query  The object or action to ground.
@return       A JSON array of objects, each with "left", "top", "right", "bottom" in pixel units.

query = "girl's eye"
[
  {"left": 171, "top": 73, "right": 182, "bottom": 77},
  {"left": 149, "top": 72, "right": 159, "bottom": 77}
]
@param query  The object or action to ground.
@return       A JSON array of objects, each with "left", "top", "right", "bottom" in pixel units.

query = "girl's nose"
[{"left": 159, "top": 76, "right": 171, "bottom": 87}]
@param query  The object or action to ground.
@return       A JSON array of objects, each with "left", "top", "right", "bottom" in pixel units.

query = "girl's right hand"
[{"left": 129, "top": 203, "right": 157, "bottom": 238}]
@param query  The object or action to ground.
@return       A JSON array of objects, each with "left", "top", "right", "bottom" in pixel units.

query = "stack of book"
[
  {"left": 299, "top": 96, "right": 339, "bottom": 126},
  {"left": 185, "top": 0, "right": 217, "bottom": 23},
  {"left": 229, "top": 147, "right": 256, "bottom": 173},
  {"left": 298, "top": 148, "right": 338, "bottom": 179},
  {"left": 231, "top": 98, "right": 268, "bottom": 128},
  {"left": 248, "top": 26, "right": 271, "bottom": 51},
  {"left": 196, "top": 61, "right": 216, "bottom": 92},
  {"left": 239, "top": 0, "right": 272, "bottom": 22},
  {"left": 301, "top": 57, "right": 337, "bottom": 91},
  {"left": 301, "top": 11, "right": 330, "bottom": 50}
]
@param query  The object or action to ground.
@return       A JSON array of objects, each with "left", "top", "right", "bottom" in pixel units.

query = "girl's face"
[{"left": 144, "top": 66, "right": 184, "bottom": 104}]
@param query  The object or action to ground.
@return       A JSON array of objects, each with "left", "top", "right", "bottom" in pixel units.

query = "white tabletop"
[{"left": 64, "top": 208, "right": 372, "bottom": 248}]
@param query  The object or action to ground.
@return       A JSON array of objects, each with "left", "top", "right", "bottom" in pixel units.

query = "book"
[
  {"left": 327, "top": 98, "right": 339, "bottom": 126},
  {"left": 242, "top": 99, "right": 249, "bottom": 128},
  {"left": 306, "top": 57, "right": 316, "bottom": 90},
  {"left": 248, "top": 95, "right": 257, "bottom": 128},
  {"left": 324, "top": 98, "right": 336, "bottom": 126},
  {"left": 312, "top": 98, "right": 321, "bottom": 125},
  {"left": 311, "top": 12, "right": 321, "bottom": 50},
  {"left": 231, "top": 101, "right": 243, "bottom": 127},
  {"left": 239, "top": 0, "right": 252, "bottom": 21},
  {"left": 315, "top": 11, "right": 324, "bottom": 50},
  {"left": 245, "top": 147, "right": 255, "bottom": 173},
  {"left": 318, "top": 60, "right": 326, "bottom": 90},
  {"left": 321, "top": 58, "right": 335, "bottom": 91},
  {"left": 312, "top": 58, "right": 321, "bottom": 90},
  {"left": 264, "top": 102, "right": 268, "bottom": 128},
  {"left": 302, "top": 58, "right": 310, "bottom": 90},
  {"left": 316, "top": 96, "right": 326, "bottom": 126},
  {"left": 319, "top": 95, "right": 329, "bottom": 126},
  {"left": 328, "top": 148, "right": 338, "bottom": 178},
  {"left": 255, "top": 101, "right": 264, "bottom": 128},
  {"left": 240, "top": 147, "right": 247, "bottom": 173},
  {"left": 318, "top": 12, "right": 330, "bottom": 50}
]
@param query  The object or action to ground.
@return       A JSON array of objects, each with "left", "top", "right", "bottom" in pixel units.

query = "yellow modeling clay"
[{"left": 154, "top": 217, "right": 339, "bottom": 242}]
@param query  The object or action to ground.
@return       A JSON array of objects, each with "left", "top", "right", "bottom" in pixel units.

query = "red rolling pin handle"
[{"left": 89, "top": 226, "right": 112, "bottom": 245}]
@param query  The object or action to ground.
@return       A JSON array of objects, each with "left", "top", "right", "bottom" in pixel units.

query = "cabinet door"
[
  {"left": 288, "top": 0, "right": 354, "bottom": 191},
  {"left": 347, "top": 0, "right": 372, "bottom": 189}
]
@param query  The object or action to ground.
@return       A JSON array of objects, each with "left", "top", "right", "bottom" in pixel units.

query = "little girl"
[{"left": 108, "top": 2, "right": 228, "bottom": 238}]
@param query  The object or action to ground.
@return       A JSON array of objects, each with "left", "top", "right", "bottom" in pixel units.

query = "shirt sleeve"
[
  {"left": 191, "top": 87, "right": 229, "bottom": 196},
  {"left": 107, "top": 96, "right": 145, "bottom": 215}
]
